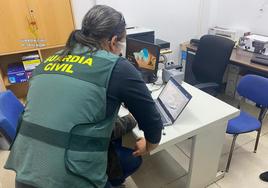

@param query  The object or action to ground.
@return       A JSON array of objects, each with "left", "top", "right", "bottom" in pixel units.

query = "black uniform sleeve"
[{"left": 107, "top": 58, "right": 163, "bottom": 144}]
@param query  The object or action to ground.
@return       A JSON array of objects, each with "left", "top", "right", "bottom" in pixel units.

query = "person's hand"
[
  {"left": 133, "top": 138, "right": 159, "bottom": 157},
  {"left": 133, "top": 138, "right": 147, "bottom": 157}
]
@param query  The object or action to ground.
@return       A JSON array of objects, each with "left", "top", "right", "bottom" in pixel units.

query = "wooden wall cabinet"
[{"left": 0, "top": 0, "right": 75, "bottom": 102}]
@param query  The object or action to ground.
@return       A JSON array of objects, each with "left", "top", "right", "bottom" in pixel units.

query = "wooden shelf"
[
  {"left": 0, "top": 44, "right": 65, "bottom": 57},
  {"left": 0, "top": 48, "right": 38, "bottom": 57},
  {"left": 19, "top": 97, "right": 26, "bottom": 105}
]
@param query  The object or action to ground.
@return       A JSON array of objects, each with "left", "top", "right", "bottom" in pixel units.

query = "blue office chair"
[
  {"left": 0, "top": 90, "right": 24, "bottom": 144},
  {"left": 190, "top": 35, "right": 235, "bottom": 96},
  {"left": 225, "top": 74, "right": 268, "bottom": 172}
]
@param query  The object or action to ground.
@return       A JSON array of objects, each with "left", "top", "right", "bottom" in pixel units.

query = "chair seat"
[
  {"left": 194, "top": 82, "right": 219, "bottom": 96},
  {"left": 227, "top": 111, "right": 261, "bottom": 135}
]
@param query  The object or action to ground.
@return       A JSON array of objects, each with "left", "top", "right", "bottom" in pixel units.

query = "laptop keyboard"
[
  {"left": 160, "top": 112, "right": 169, "bottom": 125},
  {"left": 155, "top": 104, "right": 169, "bottom": 125}
]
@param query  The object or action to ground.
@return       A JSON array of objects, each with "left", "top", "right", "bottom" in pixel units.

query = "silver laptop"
[{"left": 155, "top": 77, "right": 192, "bottom": 126}]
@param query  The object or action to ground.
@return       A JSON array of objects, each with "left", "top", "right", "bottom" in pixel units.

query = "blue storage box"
[{"left": 7, "top": 63, "right": 27, "bottom": 84}]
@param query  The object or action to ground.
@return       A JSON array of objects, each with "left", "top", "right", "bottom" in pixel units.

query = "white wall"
[
  {"left": 200, "top": 0, "right": 219, "bottom": 34},
  {"left": 214, "top": 0, "right": 268, "bottom": 35},
  {"left": 70, "top": 0, "right": 268, "bottom": 62},
  {"left": 96, "top": 0, "right": 214, "bottom": 63},
  {"left": 71, "top": 0, "right": 96, "bottom": 29}
]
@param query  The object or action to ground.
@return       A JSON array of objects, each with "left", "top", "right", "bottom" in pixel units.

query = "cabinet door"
[
  {"left": 27, "top": 0, "right": 75, "bottom": 48},
  {"left": 0, "top": 1, "right": 36, "bottom": 54}
]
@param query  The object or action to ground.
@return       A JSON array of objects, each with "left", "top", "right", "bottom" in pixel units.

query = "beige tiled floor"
[{"left": 1, "top": 95, "right": 268, "bottom": 188}]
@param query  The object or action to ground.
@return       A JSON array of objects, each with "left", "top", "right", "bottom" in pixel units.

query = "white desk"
[{"left": 119, "top": 81, "right": 239, "bottom": 188}]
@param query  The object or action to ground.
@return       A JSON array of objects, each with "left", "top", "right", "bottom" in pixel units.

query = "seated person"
[{"left": 107, "top": 114, "right": 142, "bottom": 187}]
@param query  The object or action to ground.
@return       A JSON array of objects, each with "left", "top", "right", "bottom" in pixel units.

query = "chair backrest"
[
  {"left": 237, "top": 74, "right": 268, "bottom": 108},
  {"left": 0, "top": 90, "right": 24, "bottom": 142},
  {"left": 192, "top": 35, "right": 235, "bottom": 84}
]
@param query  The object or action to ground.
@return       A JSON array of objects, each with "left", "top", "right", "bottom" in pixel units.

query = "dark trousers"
[{"left": 109, "top": 139, "right": 142, "bottom": 186}]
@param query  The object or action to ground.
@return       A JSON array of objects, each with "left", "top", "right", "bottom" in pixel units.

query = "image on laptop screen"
[
  {"left": 158, "top": 79, "right": 192, "bottom": 121},
  {"left": 126, "top": 37, "right": 160, "bottom": 83}
]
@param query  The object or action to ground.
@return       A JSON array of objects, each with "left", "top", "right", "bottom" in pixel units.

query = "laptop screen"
[
  {"left": 126, "top": 37, "right": 160, "bottom": 83},
  {"left": 158, "top": 78, "right": 192, "bottom": 121}
]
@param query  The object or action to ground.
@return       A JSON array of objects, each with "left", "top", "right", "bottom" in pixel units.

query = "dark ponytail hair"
[{"left": 61, "top": 5, "right": 126, "bottom": 57}]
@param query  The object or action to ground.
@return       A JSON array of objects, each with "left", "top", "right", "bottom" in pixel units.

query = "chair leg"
[
  {"left": 254, "top": 129, "right": 262, "bottom": 153},
  {"left": 226, "top": 135, "right": 238, "bottom": 172}
]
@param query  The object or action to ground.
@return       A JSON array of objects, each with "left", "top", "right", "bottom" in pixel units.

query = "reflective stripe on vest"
[{"left": 19, "top": 120, "right": 110, "bottom": 152}]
